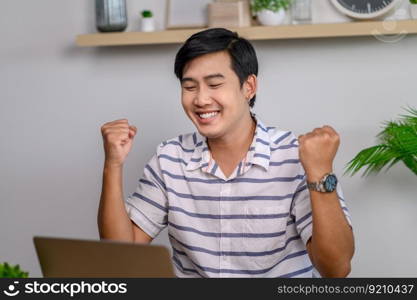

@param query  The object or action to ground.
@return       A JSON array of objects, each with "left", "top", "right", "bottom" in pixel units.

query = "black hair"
[{"left": 174, "top": 28, "right": 258, "bottom": 108}]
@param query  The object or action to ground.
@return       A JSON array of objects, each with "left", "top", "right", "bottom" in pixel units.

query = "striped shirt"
[{"left": 124, "top": 115, "right": 352, "bottom": 277}]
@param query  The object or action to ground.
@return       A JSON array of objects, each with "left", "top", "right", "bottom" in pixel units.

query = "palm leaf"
[
  {"left": 402, "top": 155, "right": 417, "bottom": 176},
  {"left": 345, "top": 106, "right": 417, "bottom": 177},
  {"left": 400, "top": 106, "right": 417, "bottom": 125},
  {"left": 345, "top": 145, "right": 400, "bottom": 176}
]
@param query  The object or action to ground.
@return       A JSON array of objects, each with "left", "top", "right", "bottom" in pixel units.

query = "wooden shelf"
[{"left": 76, "top": 20, "right": 417, "bottom": 47}]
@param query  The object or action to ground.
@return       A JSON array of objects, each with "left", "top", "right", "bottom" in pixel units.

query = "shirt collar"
[
  {"left": 185, "top": 114, "right": 271, "bottom": 172},
  {"left": 249, "top": 115, "right": 271, "bottom": 172},
  {"left": 185, "top": 132, "right": 208, "bottom": 172}
]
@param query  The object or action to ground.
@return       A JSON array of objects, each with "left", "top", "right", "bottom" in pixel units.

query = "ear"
[{"left": 243, "top": 74, "right": 257, "bottom": 101}]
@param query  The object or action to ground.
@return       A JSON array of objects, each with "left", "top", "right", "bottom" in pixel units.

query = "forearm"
[
  {"left": 308, "top": 190, "right": 354, "bottom": 277},
  {"left": 98, "top": 163, "right": 134, "bottom": 242}
]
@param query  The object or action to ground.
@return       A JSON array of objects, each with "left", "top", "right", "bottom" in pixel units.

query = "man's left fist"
[{"left": 298, "top": 125, "right": 340, "bottom": 181}]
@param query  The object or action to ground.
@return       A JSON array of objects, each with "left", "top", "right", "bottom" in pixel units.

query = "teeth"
[{"left": 199, "top": 112, "right": 218, "bottom": 119}]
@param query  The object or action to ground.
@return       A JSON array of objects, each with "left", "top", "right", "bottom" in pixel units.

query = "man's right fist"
[{"left": 101, "top": 119, "right": 137, "bottom": 167}]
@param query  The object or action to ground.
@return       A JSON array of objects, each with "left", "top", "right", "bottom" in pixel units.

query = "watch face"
[
  {"left": 331, "top": 0, "right": 398, "bottom": 19},
  {"left": 324, "top": 174, "right": 338, "bottom": 192}
]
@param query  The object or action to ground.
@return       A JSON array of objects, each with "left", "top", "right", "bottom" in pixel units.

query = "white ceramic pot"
[
  {"left": 410, "top": 4, "right": 417, "bottom": 19},
  {"left": 141, "top": 17, "right": 155, "bottom": 32},
  {"left": 257, "top": 8, "right": 286, "bottom": 26}
]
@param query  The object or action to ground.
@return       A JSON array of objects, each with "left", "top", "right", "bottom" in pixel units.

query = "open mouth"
[{"left": 195, "top": 111, "right": 220, "bottom": 124}]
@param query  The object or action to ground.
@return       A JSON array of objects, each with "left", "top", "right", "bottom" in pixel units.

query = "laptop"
[{"left": 33, "top": 236, "right": 176, "bottom": 278}]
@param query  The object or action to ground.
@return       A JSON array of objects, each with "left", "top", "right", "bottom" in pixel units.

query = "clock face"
[{"left": 331, "top": 0, "right": 399, "bottom": 19}]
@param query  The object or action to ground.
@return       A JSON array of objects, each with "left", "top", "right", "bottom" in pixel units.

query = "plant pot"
[
  {"left": 257, "top": 8, "right": 286, "bottom": 26},
  {"left": 410, "top": 4, "right": 417, "bottom": 19},
  {"left": 141, "top": 17, "right": 155, "bottom": 32}
]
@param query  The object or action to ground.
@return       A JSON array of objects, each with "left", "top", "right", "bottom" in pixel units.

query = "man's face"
[{"left": 181, "top": 51, "right": 252, "bottom": 140}]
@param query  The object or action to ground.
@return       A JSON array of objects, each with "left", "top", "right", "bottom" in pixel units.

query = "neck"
[{"left": 207, "top": 113, "right": 256, "bottom": 159}]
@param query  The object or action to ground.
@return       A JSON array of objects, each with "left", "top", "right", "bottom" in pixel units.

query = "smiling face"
[{"left": 181, "top": 51, "right": 256, "bottom": 140}]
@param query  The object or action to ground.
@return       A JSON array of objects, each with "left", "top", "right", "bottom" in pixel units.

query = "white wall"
[{"left": 1, "top": 0, "right": 416, "bottom": 277}]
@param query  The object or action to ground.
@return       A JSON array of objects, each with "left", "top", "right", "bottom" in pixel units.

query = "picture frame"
[{"left": 165, "top": 0, "right": 212, "bottom": 29}]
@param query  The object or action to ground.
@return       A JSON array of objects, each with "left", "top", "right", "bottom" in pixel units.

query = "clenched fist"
[
  {"left": 101, "top": 119, "right": 137, "bottom": 167},
  {"left": 298, "top": 125, "right": 340, "bottom": 182}
]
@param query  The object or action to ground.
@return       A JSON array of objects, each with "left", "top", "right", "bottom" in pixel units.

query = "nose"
[{"left": 193, "top": 86, "right": 213, "bottom": 107}]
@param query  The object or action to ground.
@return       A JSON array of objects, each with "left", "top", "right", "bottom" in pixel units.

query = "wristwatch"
[{"left": 307, "top": 173, "right": 338, "bottom": 193}]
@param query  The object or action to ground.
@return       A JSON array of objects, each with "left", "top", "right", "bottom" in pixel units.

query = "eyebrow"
[{"left": 181, "top": 73, "right": 225, "bottom": 84}]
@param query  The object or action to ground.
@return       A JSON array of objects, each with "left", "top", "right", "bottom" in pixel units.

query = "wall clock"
[{"left": 330, "top": 0, "right": 400, "bottom": 19}]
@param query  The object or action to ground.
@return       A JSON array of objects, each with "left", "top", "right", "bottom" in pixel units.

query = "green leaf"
[
  {"left": 0, "top": 262, "right": 30, "bottom": 278},
  {"left": 251, "top": 0, "right": 293, "bottom": 13},
  {"left": 345, "top": 106, "right": 417, "bottom": 177},
  {"left": 141, "top": 10, "right": 153, "bottom": 18},
  {"left": 402, "top": 155, "right": 417, "bottom": 176}
]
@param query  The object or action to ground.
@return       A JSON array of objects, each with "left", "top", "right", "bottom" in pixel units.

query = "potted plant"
[
  {"left": 345, "top": 107, "right": 417, "bottom": 177},
  {"left": 410, "top": 0, "right": 417, "bottom": 19},
  {"left": 0, "top": 262, "right": 29, "bottom": 278},
  {"left": 141, "top": 10, "right": 155, "bottom": 32},
  {"left": 251, "top": 0, "right": 292, "bottom": 26}
]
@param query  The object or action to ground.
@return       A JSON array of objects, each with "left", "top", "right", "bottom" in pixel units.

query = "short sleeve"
[
  {"left": 124, "top": 148, "right": 168, "bottom": 238},
  {"left": 291, "top": 177, "right": 352, "bottom": 246}
]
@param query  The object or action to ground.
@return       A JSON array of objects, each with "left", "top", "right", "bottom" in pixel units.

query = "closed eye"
[
  {"left": 209, "top": 84, "right": 222, "bottom": 89},
  {"left": 183, "top": 86, "right": 196, "bottom": 91}
]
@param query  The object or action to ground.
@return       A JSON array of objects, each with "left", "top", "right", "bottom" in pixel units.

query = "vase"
[
  {"left": 292, "top": 0, "right": 312, "bottom": 24},
  {"left": 257, "top": 8, "right": 286, "bottom": 26},
  {"left": 95, "top": 0, "right": 128, "bottom": 32}
]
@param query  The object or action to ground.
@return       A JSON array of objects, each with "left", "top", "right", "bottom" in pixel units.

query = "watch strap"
[{"left": 307, "top": 181, "right": 325, "bottom": 192}]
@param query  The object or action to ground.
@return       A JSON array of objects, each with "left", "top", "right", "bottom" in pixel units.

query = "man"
[{"left": 98, "top": 28, "right": 354, "bottom": 278}]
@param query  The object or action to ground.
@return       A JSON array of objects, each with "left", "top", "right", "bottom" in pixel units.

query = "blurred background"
[{"left": 0, "top": 0, "right": 416, "bottom": 277}]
